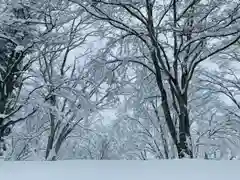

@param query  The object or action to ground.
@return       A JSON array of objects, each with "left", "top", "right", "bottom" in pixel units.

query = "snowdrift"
[{"left": 0, "top": 160, "right": 238, "bottom": 180}]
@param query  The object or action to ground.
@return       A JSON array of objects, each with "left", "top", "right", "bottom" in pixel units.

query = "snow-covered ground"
[{"left": 0, "top": 160, "right": 239, "bottom": 180}]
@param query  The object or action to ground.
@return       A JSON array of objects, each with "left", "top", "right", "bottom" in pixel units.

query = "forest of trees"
[{"left": 0, "top": 0, "right": 240, "bottom": 160}]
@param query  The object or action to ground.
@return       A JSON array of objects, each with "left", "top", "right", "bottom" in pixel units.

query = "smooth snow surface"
[{"left": 0, "top": 160, "right": 239, "bottom": 180}]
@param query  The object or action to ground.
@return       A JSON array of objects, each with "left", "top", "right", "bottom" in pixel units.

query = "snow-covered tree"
[
  {"left": 69, "top": 0, "right": 240, "bottom": 158},
  {"left": 0, "top": 0, "right": 56, "bottom": 156},
  {"left": 1, "top": 0, "right": 240, "bottom": 161}
]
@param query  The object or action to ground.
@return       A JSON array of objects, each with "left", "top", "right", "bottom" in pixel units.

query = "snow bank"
[{"left": 0, "top": 160, "right": 238, "bottom": 180}]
